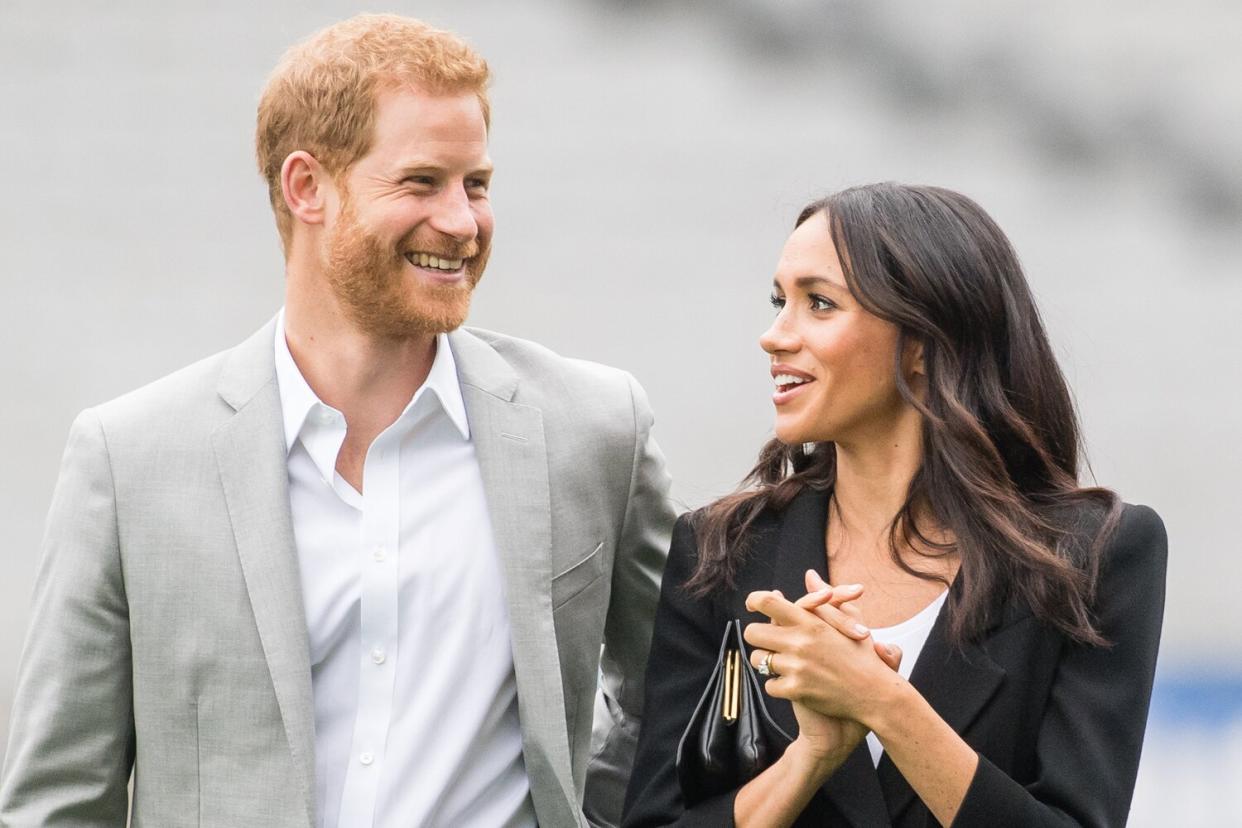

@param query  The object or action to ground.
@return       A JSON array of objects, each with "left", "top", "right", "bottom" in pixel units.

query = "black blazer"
[{"left": 622, "top": 488, "right": 1167, "bottom": 827}]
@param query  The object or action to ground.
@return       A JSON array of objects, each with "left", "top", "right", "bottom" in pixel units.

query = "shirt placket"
[{"left": 337, "top": 429, "right": 401, "bottom": 825}]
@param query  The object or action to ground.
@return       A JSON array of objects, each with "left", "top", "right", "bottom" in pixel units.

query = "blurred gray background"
[{"left": 2, "top": 0, "right": 1239, "bottom": 823}]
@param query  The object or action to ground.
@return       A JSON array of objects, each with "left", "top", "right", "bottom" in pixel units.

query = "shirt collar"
[
  {"left": 418, "top": 331, "right": 471, "bottom": 441},
  {"left": 274, "top": 308, "right": 322, "bottom": 455},
  {"left": 273, "top": 308, "right": 471, "bottom": 457}
]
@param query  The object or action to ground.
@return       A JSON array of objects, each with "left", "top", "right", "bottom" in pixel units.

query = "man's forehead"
[
  {"left": 364, "top": 89, "right": 490, "bottom": 171},
  {"left": 372, "top": 85, "right": 487, "bottom": 130}
]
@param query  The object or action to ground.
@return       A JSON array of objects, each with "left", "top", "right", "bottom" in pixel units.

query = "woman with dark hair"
[{"left": 622, "top": 183, "right": 1166, "bottom": 827}]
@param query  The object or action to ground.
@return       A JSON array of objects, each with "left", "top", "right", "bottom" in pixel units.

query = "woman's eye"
[
  {"left": 769, "top": 294, "right": 786, "bottom": 311},
  {"left": 809, "top": 294, "right": 836, "bottom": 312}
]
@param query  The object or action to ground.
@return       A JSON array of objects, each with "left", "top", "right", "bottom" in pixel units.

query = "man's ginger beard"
[{"left": 323, "top": 195, "right": 489, "bottom": 339}]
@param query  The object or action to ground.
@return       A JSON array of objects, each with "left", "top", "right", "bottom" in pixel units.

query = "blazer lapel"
[
  {"left": 212, "top": 318, "right": 316, "bottom": 826},
  {"left": 759, "top": 488, "right": 831, "bottom": 742},
  {"left": 875, "top": 597, "right": 1006, "bottom": 821},
  {"left": 449, "top": 329, "right": 581, "bottom": 828},
  {"left": 757, "top": 488, "right": 892, "bottom": 828}
]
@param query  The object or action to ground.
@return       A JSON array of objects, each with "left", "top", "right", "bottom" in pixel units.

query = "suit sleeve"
[
  {"left": 952, "top": 503, "right": 1168, "bottom": 827},
  {"left": 620, "top": 515, "right": 740, "bottom": 828},
  {"left": 0, "top": 409, "right": 135, "bottom": 826},
  {"left": 583, "top": 373, "right": 679, "bottom": 828}
]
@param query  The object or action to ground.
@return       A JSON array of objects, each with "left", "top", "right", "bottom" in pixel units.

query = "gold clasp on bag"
[{"left": 722, "top": 649, "right": 741, "bottom": 722}]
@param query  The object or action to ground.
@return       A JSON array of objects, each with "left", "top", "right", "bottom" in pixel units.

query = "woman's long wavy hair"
[{"left": 687, "top": 183, "right": 1120, "bottom": 646}]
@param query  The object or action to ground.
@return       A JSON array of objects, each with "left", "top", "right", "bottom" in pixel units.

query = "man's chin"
[{"left": 380, "top": 294, "right": 473, "bottom": 338}]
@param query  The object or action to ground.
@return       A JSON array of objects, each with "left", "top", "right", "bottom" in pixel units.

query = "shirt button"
[
  {"left": 371, "top": 646, "right": 386, "bottom": 665},
  {"left": 359, "top": 752, "right": 374, "bottom": 766},
  {"left": 372, "top": 546, "right": 387, "bottom": 562}
]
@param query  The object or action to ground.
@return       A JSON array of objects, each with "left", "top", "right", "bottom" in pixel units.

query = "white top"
[
  {"left": 275, "top": 311, "right": 536, "bottom": 828},
  {"left": 865, "top": 590, "right": 949, "bottom": 767}
]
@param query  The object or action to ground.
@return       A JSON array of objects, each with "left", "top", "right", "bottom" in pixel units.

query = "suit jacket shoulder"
[
  {"left": 456, "top": 325, "right": 651, "bottom": 457},
  {"left": 89, "top": 320, "right": 274, "bottom": 451},
  {"left": 461, "top": 326, "right": 638, "bottom": 402},
  {"left": 1103, "top": 502, "right": 1167, "bottom": 580}
]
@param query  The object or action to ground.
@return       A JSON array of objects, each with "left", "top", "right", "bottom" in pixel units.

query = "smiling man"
[{"left": 0, "top": 15, "right": 675, "bottom": 828}]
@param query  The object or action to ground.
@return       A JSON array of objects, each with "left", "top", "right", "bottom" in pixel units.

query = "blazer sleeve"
[
  {"left": 953, "top": 503, "right": 1168, "bottom": 827},
  {"left": 0, "top": 409, "right": 135, "bottom": 825},
  {"left": 621, "top": 515, "right": 740, "bottom": 828},
  {"left": 583, "top": 373, "right": 678, "bottom": 828}
]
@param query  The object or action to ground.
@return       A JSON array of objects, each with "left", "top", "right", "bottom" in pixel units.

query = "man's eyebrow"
[{"left": 392, "top": 161, "right": 495, "bottom": 176}]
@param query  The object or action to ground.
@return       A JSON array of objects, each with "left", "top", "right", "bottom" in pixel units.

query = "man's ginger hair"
[{"left": 256, "top": 14, "right": 491, "bottom": 251}]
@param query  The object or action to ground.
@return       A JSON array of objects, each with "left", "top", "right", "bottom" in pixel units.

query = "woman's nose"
[{"left": 760, "top": 316, "right": 798, "bottom": 355}]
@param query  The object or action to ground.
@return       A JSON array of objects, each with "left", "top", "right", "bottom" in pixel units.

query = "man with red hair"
[{"left": 0, "top": 14, "right": 675, "bottom": 828}]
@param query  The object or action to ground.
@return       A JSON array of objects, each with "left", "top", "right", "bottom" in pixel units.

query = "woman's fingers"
[
  {"left": 799, "top": 588, "right": 866, "bottom": 626},
  {"left": 795, "top": 587, "right": 833, "bottom": 609},
  {"left": 802, "top": 570, "right": 865, "bottom": 623},
  {"left": 810, "top": 599, "right": 872, "bottom": 640},
  {"left": 749, "top": 588, "right": 871, "bottom": 641},
  {"left": 803, "top": 570, "right": 863, "bottom": 604},
  {"left": 748, "top": 647, "right": 781, "bottom": 676},
  {"left": 875, "top": 642, "right": 903, "bottom": 672},
  {"left": 745, "top": 589, "right": 806, "bottom": 627},
  {"left": 742, "top": 619, "right": 793, "bottom": 654}
]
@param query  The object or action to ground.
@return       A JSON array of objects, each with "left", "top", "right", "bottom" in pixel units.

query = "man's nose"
[{"left": 429, "top": 184, "right": 478, "bottom": 241}]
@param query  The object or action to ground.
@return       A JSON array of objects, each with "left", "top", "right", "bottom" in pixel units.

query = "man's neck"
[{"left": 284, "top": 288, "right": 438, "bottom": 491}]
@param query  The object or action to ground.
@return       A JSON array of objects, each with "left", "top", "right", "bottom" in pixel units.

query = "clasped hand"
[{"left": 743, "top": 571, "right": 903, "bottom": 770}]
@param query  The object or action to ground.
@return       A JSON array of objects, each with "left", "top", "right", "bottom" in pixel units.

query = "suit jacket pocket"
[{"left": 552, "top": 541, "right": 606, "bottom": 610}]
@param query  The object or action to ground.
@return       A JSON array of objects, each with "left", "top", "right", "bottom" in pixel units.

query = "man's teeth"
[
  {"left": 774, "top": 374, "right": 810, "bottom": 387},
  {"left": 405, "top": 252, "right": 465, "bottom": 271}
]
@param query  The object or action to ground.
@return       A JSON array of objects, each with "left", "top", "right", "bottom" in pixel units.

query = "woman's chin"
[{"left": 774, "top": 423, "right": 821, "bottom": 446}]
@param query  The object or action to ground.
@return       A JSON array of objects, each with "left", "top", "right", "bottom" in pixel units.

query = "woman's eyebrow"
[{"left": 794, "top": 275, "right": 847, "bottom": 291}]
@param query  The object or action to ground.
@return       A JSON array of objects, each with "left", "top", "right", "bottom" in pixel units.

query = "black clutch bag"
[{"left": 675, "top": 619, "right": 793, "bottom": 803}]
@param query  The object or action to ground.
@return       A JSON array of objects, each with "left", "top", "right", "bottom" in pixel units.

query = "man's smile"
[{"left": 403, "top": 250, "right": 466, "bottom": 272}]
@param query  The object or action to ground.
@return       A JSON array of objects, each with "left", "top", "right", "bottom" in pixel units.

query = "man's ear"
[{"left": 281, "top": 150, "right": 331, "bottom": 228}]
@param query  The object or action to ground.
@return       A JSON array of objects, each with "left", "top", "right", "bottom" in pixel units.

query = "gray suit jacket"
[{"left": 0, "top": 318, "right": 677, "bottom": 828}]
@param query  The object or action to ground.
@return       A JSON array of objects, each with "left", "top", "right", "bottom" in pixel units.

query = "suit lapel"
[
  {"left": 449, "top": 329, "right": 581, "bottom": 828},
  {"left": 875, "top": 593, "right": 1006, "bottom": 821},
  {"left": 755, "top": 488, "right": 891, "bottom": 828},
  {"left": 760, "top": 488, "right": 830, "bottom": 742},
  {"left": 212, "top": 318, "right": 316, "bottom": 826}
]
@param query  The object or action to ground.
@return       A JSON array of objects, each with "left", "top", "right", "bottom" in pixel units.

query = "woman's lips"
[{"left": 773, "top": 379, "right": 814, "bottom": 405}]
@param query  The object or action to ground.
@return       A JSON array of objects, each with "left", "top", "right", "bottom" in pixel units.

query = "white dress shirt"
[
  {"left": 865, "top": 590, "right": 948, "bottom": 767},
  {"left": 274, "top": 311, "right": 537, "bottom": 828}
]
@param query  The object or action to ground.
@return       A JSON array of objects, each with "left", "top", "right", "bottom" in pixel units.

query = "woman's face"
[{"left": 760, "top": 212, "right": 918, "bottom": 447}]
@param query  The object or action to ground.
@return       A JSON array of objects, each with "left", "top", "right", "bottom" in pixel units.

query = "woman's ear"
[{"left": 902, "top": 337, "right": 925, "bottom": 379}]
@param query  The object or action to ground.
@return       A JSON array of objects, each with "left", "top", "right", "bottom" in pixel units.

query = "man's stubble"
[{"left": 324, "top": 197, "right": 490, "bottom": 339}]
